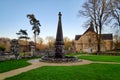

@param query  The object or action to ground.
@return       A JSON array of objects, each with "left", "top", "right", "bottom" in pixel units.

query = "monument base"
[{"left": 40, "top": 56, "right": 81, "bottom": 63}]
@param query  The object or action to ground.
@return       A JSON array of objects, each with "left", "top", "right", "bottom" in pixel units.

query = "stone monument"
[
  {"left": 55, "top": 12, "right": 64, "bottom": 58},
  {"left": 41, "top": 12, "right": 79, "bottom": 63}
]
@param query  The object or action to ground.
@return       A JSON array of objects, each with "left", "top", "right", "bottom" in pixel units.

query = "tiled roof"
[
  {"left": 75, "top": 34, "right": 113, "bottom": 40},
  {"left": 75, "top": 35, "right": 81, "bottom": 40},
  {"left": 75, "top": 21, "right": 113, "bottom": 41},
  {"left": 75, "top": 21, "right": 95, "bottom": 40},
  {"left": 101, "top": 34, "right": 113, "bottom": 40},
  {"left": 83, "top": 21, "right": 95, "bottom": 35}
]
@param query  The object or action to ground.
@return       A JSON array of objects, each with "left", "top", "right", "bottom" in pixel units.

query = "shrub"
[{"left": 0, "top": 46, "right": 5, "bottom": 51}]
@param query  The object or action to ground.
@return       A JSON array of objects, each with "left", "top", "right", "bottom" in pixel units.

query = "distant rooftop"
[
  {"left": 75, "top": 21, "right": 113, "bottom": 41},
  {"left": 75, "top": 34, "right": 113, "bottom": 40},
  {"left": 75, "top": 35, "right": 81, "bottom": 40},
  {"left": 83, "top": 21, "right": 95, "bottom": 35},
  {"left": 101, "top": 34, "right": 113, "bottom": 40}
]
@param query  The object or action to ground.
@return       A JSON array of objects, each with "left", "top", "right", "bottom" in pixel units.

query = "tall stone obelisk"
[{"left": 55, "top": 12, "right": 64, "bottom": 58}]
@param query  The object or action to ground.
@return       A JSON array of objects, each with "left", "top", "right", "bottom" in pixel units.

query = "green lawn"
[
  {"left": 0, "top": 59, "right": 31, "bottom": 73},
  {"left": 66, "top": 52, "right": 87, "bottom": 56},
  {"left": 78, "top": 55, "right": 120, "bottom": 62},
  {"left": 5, "top": 63, "right": 120, "bottom": 80}
]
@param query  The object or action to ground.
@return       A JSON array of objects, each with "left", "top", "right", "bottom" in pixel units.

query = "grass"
[
  {"left": 78, "top": 55, "right": 120, "bottom": 62},
  {"left": 5, "top": 63, "right": 120, "bottom": 80},
  {"left": 0, "top": 56, "right": 41, "bottom": 73},
  {"left": 66, "top": 52, "right": 87, "bottom": 56},
  {"left": 0, "top": 59, "right": 31, "bottom": 73}
]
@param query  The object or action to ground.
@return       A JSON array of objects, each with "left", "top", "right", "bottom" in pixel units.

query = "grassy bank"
[
  {"left": 78, "top": 55, "right": 120, "bottom": 62},
  {"left": 5, "top": 63, "right": 120, "bottom": 80},
  {"left": 0, "top": 59, "right": 31, "bottom": 73}
]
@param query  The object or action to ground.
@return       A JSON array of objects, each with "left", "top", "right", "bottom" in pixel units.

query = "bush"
[{"left": 0, "top": 46, "right": 5, "bottom": 51}]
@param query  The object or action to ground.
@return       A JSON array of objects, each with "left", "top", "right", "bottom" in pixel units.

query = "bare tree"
[
  {"left": 79, "top": 0, "right": 111, "bottom": 52},
  {"left": 64, "top": 37, "right": 71, "bottom": 50},
  {"left": 0, "top": 38, "right": 11, "bottom": 51},
  {"left": 110, "top": 0, "right": 120, "bottom": 31},
  {"left": 37, "top": 37, "right": 43, "bottom": 45},
  {"left": 46, "top": 36, "right": 55, "bottom": 50}
]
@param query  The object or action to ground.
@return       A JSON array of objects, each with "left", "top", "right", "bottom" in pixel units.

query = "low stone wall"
[{"left": 0, "top": 54, "right": 15, "bottom": 61}]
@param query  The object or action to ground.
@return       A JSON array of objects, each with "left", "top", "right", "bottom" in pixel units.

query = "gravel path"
[{"left": 0, "top": 59, "right": 92, "bottom": 80}]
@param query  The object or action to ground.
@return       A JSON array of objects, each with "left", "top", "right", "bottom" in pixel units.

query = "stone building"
[{"left": 74, "top": 21, "right": 113, "bottom": 53}]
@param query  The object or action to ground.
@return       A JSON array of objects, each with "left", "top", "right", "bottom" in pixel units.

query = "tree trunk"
[
  {"left": 97, "top": 21, "right": 102, "bottom": 53},
  {"left": 26, "top": 38, "right": 27, "bottom": 52},
  {"left": 97, "top": 39, "right": 100, "bottom": 53},
  {"left": 34, "top": 33, "right": 36, "bottom": 52}
]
